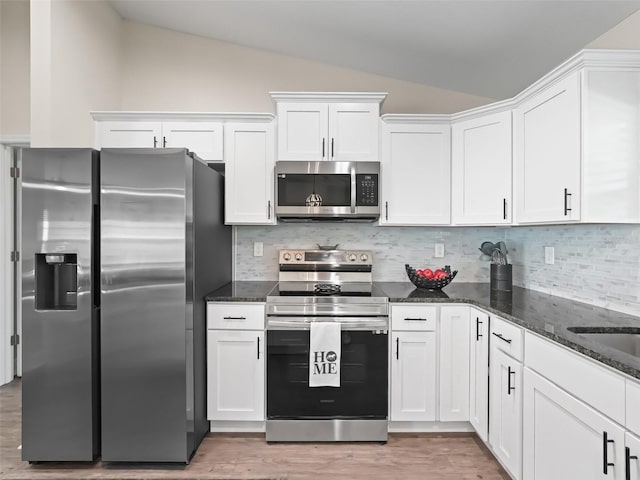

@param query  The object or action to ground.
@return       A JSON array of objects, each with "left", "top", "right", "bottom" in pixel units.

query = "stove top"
[{"left": 268, "top": 282, "right": 387, "bottom": 299}]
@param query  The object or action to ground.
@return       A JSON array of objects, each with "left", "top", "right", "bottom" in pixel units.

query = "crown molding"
[
  {"left": 380, "top": 113, "right": 452, "bottom": 125},
  {"left": 270, "top": 91, "right": 387, "bottom": 105},
  {"left": 90, "top": 111, "right": 275, "bottom": 122}
]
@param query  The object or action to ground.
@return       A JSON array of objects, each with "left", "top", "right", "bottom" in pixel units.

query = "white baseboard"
[
  {"left": 388, "top": 421, "right": 475, "bottom": 433},
  {"left": 210, "top": 420, "right": 266, "bottom": 433}
]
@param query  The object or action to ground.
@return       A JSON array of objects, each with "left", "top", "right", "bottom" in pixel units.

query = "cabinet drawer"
[
  {"left": 391, "top": 305, "right": 437, "bottom": 331},
  {"left": 525, "top": 332, "right": 625, "bottom": 425},
  {"left": 627, "top": 379, "right": 640, "bottom": 435},
  {"left": 207, "top": 303, "right": 265, "bottom": 330},
  {"left": 490, "top": 316, "right": 523, "bottom": 361}
]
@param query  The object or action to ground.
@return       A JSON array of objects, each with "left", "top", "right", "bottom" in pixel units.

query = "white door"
[
  {"left": 328, "top": 103, "right": 379, "bottom": 162},
  {"left": 522, "top": 367, "right": 625, "bottom": 480},
  {"left": 452, "top": 111, "right": 512, "bottom": 225},
  {"left": 439, "top": 306, "right": 470, "bottom": 421},
  {"left": 162, "top": 121, "right": 224, "bottom": 162},
  {"left": 469, "top": 308, "right": 489, "bottom": 441},
  {"left": 514, "top": 72, "right": 581, "bottom": 223},
  {"left": 490, "top": 347, "right": 523, "bottom": 480},
  {"left": 207, "top": 330, "right": 265, "bottom": 422},
  {"left": 276, "top": 103, "right": 328, "bottom": 161},
  {"left": 224, "top": 122, "right": 276, "bottom": 224},
  {"left": 96, "top": 121, "right": 162, "bottom": 148},
  {"left": 390, "top": 331, "right": 437, "bottom": 421},
  {"left": 626, "top": 432, "right": 640, "bottom": 480},
  {"left": 380, "top": 123, "right": 451, "bottom": 225}
]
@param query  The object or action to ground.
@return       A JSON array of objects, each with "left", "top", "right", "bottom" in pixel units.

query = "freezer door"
[
  {"left": 100, "top": 148, "right": 188, "bottom": 462},
  {"left": 21, "top": 148, "right": 99, "bottom": 461}
]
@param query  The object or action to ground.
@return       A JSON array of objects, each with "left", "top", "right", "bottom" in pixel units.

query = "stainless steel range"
[{"left": 265, "top": 249, "right": 389, "bottom": 442}]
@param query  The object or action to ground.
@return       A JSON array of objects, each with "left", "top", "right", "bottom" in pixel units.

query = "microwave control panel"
[{"left": 356, "top": 174, "right": 379, "bottom": 206}]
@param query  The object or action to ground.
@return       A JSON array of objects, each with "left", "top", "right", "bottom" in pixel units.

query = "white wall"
[
  {"left": 588, "top": 9, "right": 640, "bottom": 48},
  {"left": 30, "top": 0, "right": 123, "bottom": 147},
  {"left": 0, "top": 0, "right": 30, "bottom": 137},
  {"left": 120, "top": 21, "right": 495, "bottom": 115}
]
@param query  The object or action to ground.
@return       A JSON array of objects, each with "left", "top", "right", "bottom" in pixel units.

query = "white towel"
[{"left": 309, "top": 322, "right": 341, "bottom": 387}]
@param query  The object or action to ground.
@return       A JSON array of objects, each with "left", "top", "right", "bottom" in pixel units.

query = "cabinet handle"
[
  {"left": 153, "top": 136, "right": 158, "bottom": 148},
  {"left": 507, "top": 366, "right": 516, "bottom": 395},
  {"left": 322, "top": 138, "right": 325, "bottom": 158},
  {"left": 268, "top": 200, "right": 271, "bottom": 220},
  {"left": 603, "top": 431, "right": 615, "bottom": 474},
  {"left": 503, "top": 198, "right": 507, "bottom": 220},
  {"left": 564, "top": 188, "right": 572, "bottom": 216},
  {"left": 385, "top": 201, "right": 389, "bottom": 221},
  {"left": 331, "top": 138, "right": 334, "bottom": 159},
  {"left": 626, "top": 446, "right": 638, "bottom": 480},
  {"left": 257, "top": 336, "right": 260, "bottom": 359},
  {"left": 404, "top": 317, "right": 427, "bottom": 322},
  {"left": 223, "top": 316, "right": 246, "bottom": 320},
  {"left": 163, "top": 136, "right": 167, "bottom": 148},
  {"left": 492, "top": 332, "right": 512, "bottom": 344},
  {"left": 476, "top": 317, "right": 483, "bottom": 341},
  {"left": 396, "top": 337, "right": 399, "bottom": 360}
]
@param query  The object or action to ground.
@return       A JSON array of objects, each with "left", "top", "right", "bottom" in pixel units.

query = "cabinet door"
[
  {"left": 626, "top": 432, "right": 640, "bottom": 480},
  {"left": 380, "top": 123, "right": 451, "bottom": 225},
  {"left": 207, "top": 330, "right": 265, "bottom": 422},
  {"left": 452, "top": 111, "right": 512, "bottom": 225},
  {"left": 96, "top": 121, "right": 162, "bottom": 148},
  {"left": 469, "top": 308, "right": 489, "bottom": 442},
  {"left": 328, "top": 103, "right": 379, "bottom": 162},
  {"left": 163, "top": 121, "right": 224, "bottom": 161},
  {"left": 490, "top": 347, "right": 523, "bottom": 480},
  {"left": 224, "top": 122, "right": 276, "bottom": 224},
  {"left": 277, "top": 103, "right": 328, "bottom": 161},
  {"left": 514, "top": 72, "right": 581, "bottom": 223},
  {"left": 390, "top": 331, "right": 436, "bottom": 421},
  {"left": 522, "top": 367, "right": 625, "bottom": 480},
  {"left": 439, "top": 306, "right": 470, "bottom": 421}
]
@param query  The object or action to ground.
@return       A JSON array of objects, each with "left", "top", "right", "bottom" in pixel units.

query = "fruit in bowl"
[
  {"left": 406, "top": 264, "right": 458, "bottom": 290},
  {"left": 415, "top": 268, "right": 449, "bottom": 280}
]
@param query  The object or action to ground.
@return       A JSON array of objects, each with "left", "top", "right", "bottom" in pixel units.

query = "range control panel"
[{"left": 278, "top": 249, "right": 372, "bottom": 265}]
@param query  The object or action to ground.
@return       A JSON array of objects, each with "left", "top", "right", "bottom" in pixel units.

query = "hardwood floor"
[{"left": 0, "top": 379, "right": 510, "bottom": 480}]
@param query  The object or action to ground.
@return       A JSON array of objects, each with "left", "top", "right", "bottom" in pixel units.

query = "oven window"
[
  {"left": 266, "top": 330, "right": 388, "bottom": 419},
  {"left": 277, "top": 174, "right": 351, "bottom": 207}
]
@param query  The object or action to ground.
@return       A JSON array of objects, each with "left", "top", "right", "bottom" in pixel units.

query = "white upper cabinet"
[
  {"left": 514, "top": 72, "right": 582, "bottom": 224},
  {"left": 96, "top": 121, "right": 162, "bottom": 149},
  {"left": 452, "top": 111, "right": 512, "bottom": 225},
  {"left": 224, "top": 122, "right": 276, "bottom": 225},
  {"left": 272, "top": 92, "right": 386, "bottom": 162},
  {"left": 162, "top": 121, "right": 224, "bottom": 162},
  {"left": 380, "top": 119, "right": 451, "bottom": 225}
]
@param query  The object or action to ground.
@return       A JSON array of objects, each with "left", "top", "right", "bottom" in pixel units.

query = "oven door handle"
[{"left": 266, "top": 317, "right": 389, "bottom": 331}]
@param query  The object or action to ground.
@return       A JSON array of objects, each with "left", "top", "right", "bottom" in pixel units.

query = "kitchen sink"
[{"left": 567, "top": 327, "right": 640, "bottom": 357}]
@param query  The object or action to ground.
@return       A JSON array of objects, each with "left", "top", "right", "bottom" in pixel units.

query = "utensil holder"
[{"left": 490, "top": 264, "right": 512, "bottom": 292}]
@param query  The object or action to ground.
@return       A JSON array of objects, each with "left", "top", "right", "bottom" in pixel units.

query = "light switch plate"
[
  {"left": 544, "top": 246, "right": 554, "bottom": 265},
  {"left": 435, "top": 243, "right": 445, "bottom": 258},
  {"left": 254, "top": 242, "right": 264, "bottom": 257}
]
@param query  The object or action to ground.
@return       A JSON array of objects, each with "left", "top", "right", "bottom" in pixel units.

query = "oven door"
[{"left": 266, "top": 323, "right": 388, "bottom": 420}]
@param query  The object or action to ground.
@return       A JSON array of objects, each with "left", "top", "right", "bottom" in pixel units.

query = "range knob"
[
  {"left": 360, "top": 254, "right": 369, "bottom": 262},
  {"left": 295, "top": 252, "right": 303, "bottom": 261},
  {"left": 282, "top": 252, "right": 291, "bottom": 261},
  {"left": 348, "top": 253, "right": 357, "bottom": 262}
]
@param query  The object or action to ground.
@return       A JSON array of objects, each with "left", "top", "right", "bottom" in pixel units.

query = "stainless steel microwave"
[{"left": 275, "top": 161, "right": 380, "bottom": 222}]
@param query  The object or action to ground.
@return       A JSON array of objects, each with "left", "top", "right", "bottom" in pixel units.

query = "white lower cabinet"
[
  {"left": 469, "top": 308, "right": 489, "bottom": 441},
  {"left": 439, "top": 306, "right": 470, "bottom": 421},
  {"left": 207, "top": 330, "right": 264, "bottom": 422},
  {"left": 626, "top": 433, "right": 640, "bottom": 480},
  {"left": 390, "top": 330, "right": 437, "bottom": 422},
  {"left": 522, "top": 367, "right": 625, "bottom": 480},
  {"left": 490, "top": 345, "right": 523, "bottom": 479}
]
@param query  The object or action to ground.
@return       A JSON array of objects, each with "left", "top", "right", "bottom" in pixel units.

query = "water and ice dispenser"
[{"left": 35, "top": 253, "right": 78, "bottom": 310}]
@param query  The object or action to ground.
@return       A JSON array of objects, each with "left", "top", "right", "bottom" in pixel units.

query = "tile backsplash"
[{"left": 235, "top": 223, "right": 640, "bottom": 317}]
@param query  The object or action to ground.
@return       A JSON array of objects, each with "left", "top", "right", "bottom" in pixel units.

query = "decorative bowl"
[{"left": 405, "top": 264, "right": 457, "bottom": 290}]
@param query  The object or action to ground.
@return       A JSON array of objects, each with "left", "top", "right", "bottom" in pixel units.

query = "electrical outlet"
[
  {"left": 434, "top": 243, "right": 445, "bottom": 258},
  {"left": 253, "top": 242, "right": 264, "bottom": 257},
  {"left": 544, "top": 246, "right": 554, "bottom": 265}
]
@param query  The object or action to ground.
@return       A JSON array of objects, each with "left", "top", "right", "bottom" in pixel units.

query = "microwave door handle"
[{"left": 350, "top": 165, "right": 356, "bottom": 213}]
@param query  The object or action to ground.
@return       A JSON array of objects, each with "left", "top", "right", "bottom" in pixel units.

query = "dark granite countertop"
[
  {"left": 376, "top": 282, "right": 640, "bottom": 381},
  {"left": 205, "top": 281, "right": 277, "bottom": 302},
  {"left": 204, "top": 280, "right": 640, "bottom": 380}
]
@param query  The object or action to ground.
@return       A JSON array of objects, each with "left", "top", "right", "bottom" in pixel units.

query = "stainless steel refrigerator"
[{"left": 21, "top": 148, "right": 231, "bottom": 463}]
